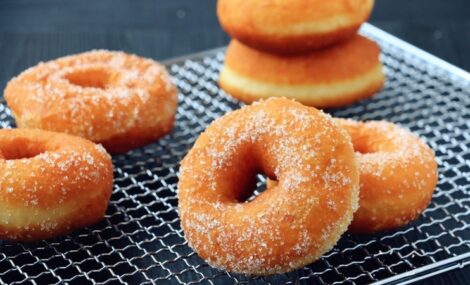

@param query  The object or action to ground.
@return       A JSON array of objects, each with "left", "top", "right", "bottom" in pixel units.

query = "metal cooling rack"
[{"left": 1, "top": 24, "right": 470, "bottom": 285}]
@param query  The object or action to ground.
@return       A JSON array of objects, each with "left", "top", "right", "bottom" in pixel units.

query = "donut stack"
[{"left": 217, "top": 0, "right": 385, "bottom": 108}]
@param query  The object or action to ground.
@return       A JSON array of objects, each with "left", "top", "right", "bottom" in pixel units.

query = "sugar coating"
[
  {"left": 337, "top": 118, "right": 438, "bottom": 233},
  {"left": 4, "top": 50, "right": 178, "bottom": 143},
  {"left": 178, "top": 98, "right": 359, "bottom": 274},
  {"left": 0, "top": 129, "right": 113, "bottom": 240}
]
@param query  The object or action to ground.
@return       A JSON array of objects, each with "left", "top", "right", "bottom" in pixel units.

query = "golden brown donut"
[
  {"left": 4, "top": 50, "right": 178, "bottom": 154},
  {"left": 336, "top": 119, "right": 438, "bottom": 233},
  {"left": 217, "top": 0, "right": 375, "bottom": 54},
  {"left": 0, "top": 128, "right": 113, "bottom": 241},
  {"left": 178, "top": 98, "right": 359, "bottom": 274},
  {"left": 219, "top": 36, "right": 385, "bottom": 108}
]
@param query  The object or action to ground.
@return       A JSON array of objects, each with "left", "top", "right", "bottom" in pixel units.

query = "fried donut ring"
[
  {"left": 335, "top": 119, "right": 438, "bottom": 233},
  {"left": 0, "top": 129, "right": 113, "bottom": 241},
  {"left": 178, "top": 98, "right": 359, "bottom": 274},
  {"left": 4, "top": 50, "right": 178, "bottom": 154},
  {"left": 217, "top": 0, "right": 374, "bottom": 54},
  {"left": 219, "top": 36, "right": 384, "bottom": 108}
]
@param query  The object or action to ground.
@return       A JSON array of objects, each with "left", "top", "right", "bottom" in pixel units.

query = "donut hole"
[
  {"left": 243, "top": 174, "right": 270, "bottom": 202},
  {"left": 238, "top": 173, "right": 279, "bottom": 203},
  {"left": 1, "top": 138, "right": 46, "bottom": 160},
  {"left": 352, "top": 140, "right": 374, "bottom": 154},
  {"left": 219, "top": 146, "right": 278, "bottom": 204},
  {"left": 350, "top": 133, "right": 392, "bottom": 154},
  {"left": 65, "top": 68, "right": 111, "bottom": 89}
]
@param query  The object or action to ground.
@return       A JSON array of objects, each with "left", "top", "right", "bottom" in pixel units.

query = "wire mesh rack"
[{"left": 1, "top": 24, "right": 470, "bottom": 285}]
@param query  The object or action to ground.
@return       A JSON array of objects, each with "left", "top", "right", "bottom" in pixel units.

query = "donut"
[
  {"left": 217, "top": 0, "right": 374, "bottom": 54},
  {"left": 0, "top": 128, "right": 113, "bottom": 241},
  {"left": 267, "top": 119, "right": 438, "bottom": 233},
  {"left": 335, "top": 119, "right": 438, "bottom": 233},
  {"left": 4, "top": 50, "right": 178, "bottom": 154},
  {"left": 219, "top": 36, "right": 384, "bottom": 108},
  {"left": 178, "top": 98, "right": 359, "bottom": 274}
]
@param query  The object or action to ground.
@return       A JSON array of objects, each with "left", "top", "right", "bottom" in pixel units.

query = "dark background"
[
  {"left": 0, "top": 0, "right": 469, "bottom": 284},
  {"left": 1, "top": 0, "right": 470, "bottom": 93}
]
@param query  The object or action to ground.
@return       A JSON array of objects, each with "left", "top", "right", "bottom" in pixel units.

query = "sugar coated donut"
[
  {"left": 178, "top": 98, "right": 359, "bottom": 274},
  {"left": 217, "top": 0, "right": 374, "bottom": 54},
  {"left": 0, "top": 129, "right": 113, "bottom": 241},
  {"left": 219, "top": 36, "right": 384, "bottom": 108},
  {"left": 336, "top": 119, "right": 438, "bottom": 233},
  {"left": 4, "top": 50, "right": 178, "bottom": 154}
]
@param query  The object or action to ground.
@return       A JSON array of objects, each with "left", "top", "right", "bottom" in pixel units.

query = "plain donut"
[
  {"left": 217, "top": 0, "right": 375, "bottom": 54},
  {"left": 219, "top": 37, "right": 384, "bottom": 108}
]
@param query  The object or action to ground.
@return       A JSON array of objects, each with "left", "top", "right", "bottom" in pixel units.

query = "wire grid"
[{"left": 1, "top": 26, "right": 470, "bottom": 285}]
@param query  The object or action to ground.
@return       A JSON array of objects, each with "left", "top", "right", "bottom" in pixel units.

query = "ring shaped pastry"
[
  {"left": 178, "top": 98, "right": 359, "bottom": 274},
  {"left": 5, "top": 50, "right": 178, "bottom": 153},
  {"left": 219, "top": 36, "right": 384, "bottom": 108},
  {"left": 0, "top": 129, "right": 113, "bottom": 241},
  {"left": 217, "top": 0, "right": 374, "bottom": 54},
  {"left": 337, "top": 119, "right": 438, "bottom": 233}
]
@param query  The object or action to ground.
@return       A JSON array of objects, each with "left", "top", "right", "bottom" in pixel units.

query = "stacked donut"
[
  {"left": 217, "top": 0, "right": 385, "bottom": 108},
  {"left": 1, "top": 50, "right": 178, "bottom": 241}
]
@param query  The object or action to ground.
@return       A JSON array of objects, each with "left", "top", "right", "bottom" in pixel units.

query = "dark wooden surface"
[{"left": 0, "top": 1, "right": 469, "bottom": 284}]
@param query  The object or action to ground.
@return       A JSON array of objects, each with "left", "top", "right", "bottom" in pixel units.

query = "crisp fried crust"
[
  {"left": 0, "top": 129, "right": 113, "bottom": 241},
  {"left": 219, "top": 36, "right": 385, "bottom": 108},
  {"left": 336, "top": 119, "right": 438, "bottom": 233},
  {"left": 178, "top": 98, "right": 359, "bottom": 274},
  {"left": 4, "top": 50, "right": 178, "bottom": 154},
  {"left": 217, "top": 0, "right": 374, "bottom": 54}
]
